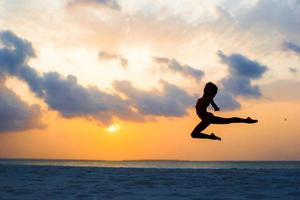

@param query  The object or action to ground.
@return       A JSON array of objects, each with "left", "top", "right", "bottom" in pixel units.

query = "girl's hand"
[{"left": 214, "top": 107, "right": 220, "bottom": 111}]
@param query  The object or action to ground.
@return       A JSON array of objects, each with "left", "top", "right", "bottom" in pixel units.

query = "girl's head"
[{"left": 203, "top": 82, "right": 218, "bottom": 97}]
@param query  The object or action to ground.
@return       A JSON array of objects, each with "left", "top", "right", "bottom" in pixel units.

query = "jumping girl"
[{"left": 191, "top": 82, "right": 258, "bottom": 141}]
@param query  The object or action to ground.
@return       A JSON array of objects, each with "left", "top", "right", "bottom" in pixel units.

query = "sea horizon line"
[{"left": 0, "top": 158, "right": 299, "bottom": 162}]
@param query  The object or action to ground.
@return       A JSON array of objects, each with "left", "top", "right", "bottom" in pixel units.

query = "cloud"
[
  {"left": 214, "top": 91, "right": 241, "bottom": 111},
  {"left": 218, "top": 51, "right": 268, "bottom": 98},
  {"left": 113, "top": 80, "right": 195, "bottom": 117},
  {"left": 153, "top": 57, "right": 204, "bottom": 82},
  {"left": 0, "top": 84, "right": 43, "bottom": 133},
  {"left": 0, "top": 30, "right": 44, "bottom": 97},
  {"left": 1, "top": 30, "right": 196, "bottom": 126},
  {"left": 218, "top": 51, "right": 268, "bottom": 80},
  {"left": 41, "top": 72, "right": 137, "bottom": 123},
  {"left": 0, "top": 30, "right": 274, "bottom": 125},
  {"left": 0, "top": 30, "right": 135, "bottom": 124},
  {"left": 207, "top": 51, "right": 268, "bottom": 110},
  {"left": 68, "top": 0, "right": 121, "bottom": 10},
  {"left": 289, "top": 67, "right": 298, "bottom": 74},
  {"left": 220, "top": 76, "right": 261, "bottom": 97},
  {"left": 98, "top": 51, "right": 128, "bottom": 69},
  {"left": 237, "top": 0, "right": 300, "bottom": 38},
  {"left": 282, "top": 42, "right": 300, "bottom": 55},
  {"left": 0, "top": 31, "right": 43, "bottom": 132}
]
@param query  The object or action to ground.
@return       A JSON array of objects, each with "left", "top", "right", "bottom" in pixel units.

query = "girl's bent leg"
[
  {"left": 191, "top": 121, "right": 221, "bottom": 140},
  {"left": 191, "top": 121, "right": 210, "bottom": 138}
]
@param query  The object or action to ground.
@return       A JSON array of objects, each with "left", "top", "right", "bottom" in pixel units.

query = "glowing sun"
[{"left": 107, "top": 124, "right": 119, "bottom": 133}]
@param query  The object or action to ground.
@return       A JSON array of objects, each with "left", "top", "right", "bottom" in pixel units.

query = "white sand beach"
[{"left": 1, "top": 164, "right": 300, "bottom": 199}]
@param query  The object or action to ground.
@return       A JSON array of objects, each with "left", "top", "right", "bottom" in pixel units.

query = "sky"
[{"left": 0, "top": 0, "right": 299, "bottom": 161}]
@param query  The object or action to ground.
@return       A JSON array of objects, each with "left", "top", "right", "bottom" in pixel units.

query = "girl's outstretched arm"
[{"left": 211, "top": 99, "right": 220, "bottom": 111}]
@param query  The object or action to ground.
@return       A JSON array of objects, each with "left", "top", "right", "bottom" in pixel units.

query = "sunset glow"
[{"left": 0, "top": 0, "right": 299, "bottom": 161}]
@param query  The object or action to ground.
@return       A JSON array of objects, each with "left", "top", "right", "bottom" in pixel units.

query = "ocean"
[{"left": 1, "top": 160, "right": 300, "bottom": 199}]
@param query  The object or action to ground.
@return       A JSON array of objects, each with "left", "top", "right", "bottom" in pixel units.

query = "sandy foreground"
[{"left": 1, "top": 164, "right": 300, "bottom": 200}]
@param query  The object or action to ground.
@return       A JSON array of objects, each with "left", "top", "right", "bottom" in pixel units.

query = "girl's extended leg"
[
  {"left": 212, "top": 116, "right": 257, "bottom": 124},
  {"left": 191, "top": 121, "right": 221, "bottom": 140}
]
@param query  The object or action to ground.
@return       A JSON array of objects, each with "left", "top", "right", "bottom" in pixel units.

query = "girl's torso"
[{"left": 196, "top": 97, "right": 213, "bottom": 119}]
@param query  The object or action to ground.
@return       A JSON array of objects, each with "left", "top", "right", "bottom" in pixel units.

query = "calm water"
[{"left": 0, "top": 159, "right": 300, "bottom": 169}]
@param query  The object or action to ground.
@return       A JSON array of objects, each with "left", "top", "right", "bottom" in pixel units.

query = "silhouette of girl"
[{"left": 191, "top": 82, "right": 257, "bottom": 140}]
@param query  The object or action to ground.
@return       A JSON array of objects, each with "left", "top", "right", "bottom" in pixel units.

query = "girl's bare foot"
[
  {"left": 210, "top": 133, "right": 221, "bottom": 141},
  {"left": 245, "top": 117, "right": 258, "bottom": 123}
]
